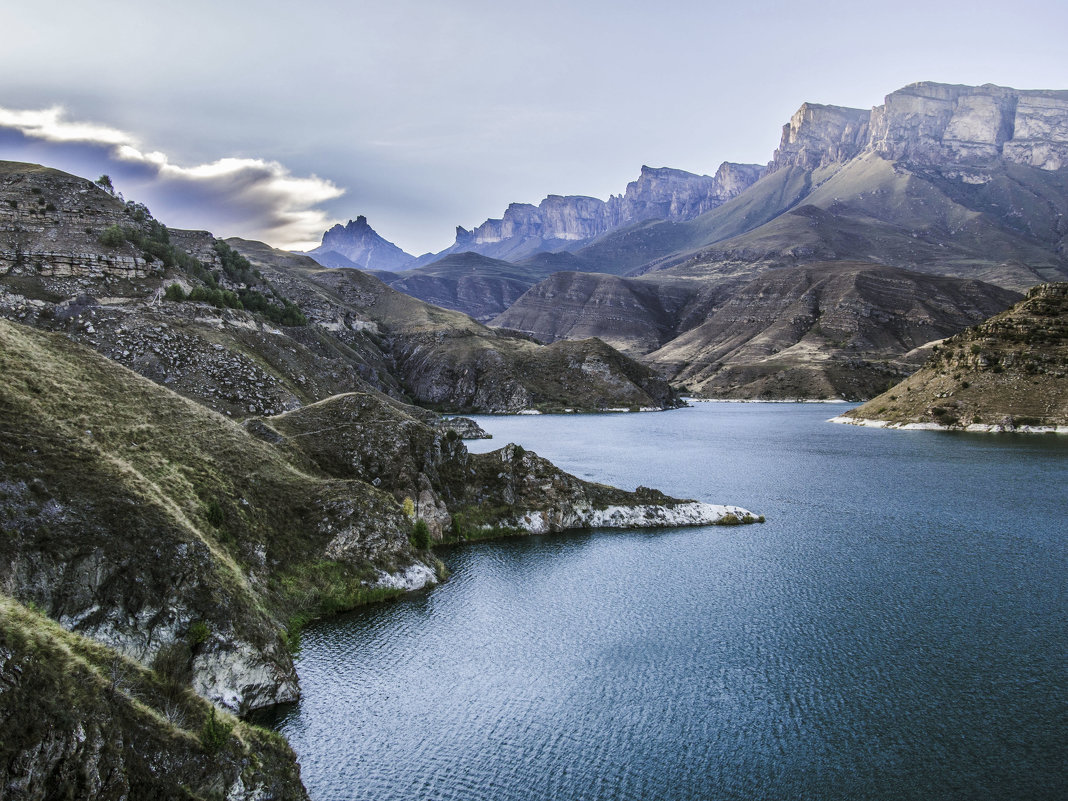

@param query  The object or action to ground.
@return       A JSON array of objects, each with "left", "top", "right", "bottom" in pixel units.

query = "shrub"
[
  {"left": 187, "top": 620, "right": 210, "bottom": 647},
  {"left": 99, "top": 225, "right": 125, "bottom": 247},
  {"left": 205, "top": 499, "right": 225, "bottom": 528},
  {"left": 410, "top": 519, "right": 432, "bottom": 550},
  {"left": 164, "top": 283, "right": 186, "bottom": 301},
  {"left": 450, "top": 512, "right": 467, "bottom": 541},
  {"left": 200, "top": 707, "right": 233, "bottom": 754}
]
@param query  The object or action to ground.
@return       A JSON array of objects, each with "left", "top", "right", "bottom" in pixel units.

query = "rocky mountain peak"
[
  {"left": 308, "top": 215, "right": 415, "bottom": 271},
  {"left": 771, "top": 82, "right": 1068, "bottom": 174}
]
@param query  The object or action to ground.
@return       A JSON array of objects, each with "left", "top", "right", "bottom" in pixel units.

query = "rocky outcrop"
[
  {"left": 0, "top": 161, "right": 164, "bottom": 281},
  {"left": 453, "top": 197, "right": 612, "bottom": 260},
  {"left": 307, "top": 215, "right": 415, "bottom": 271},
  {"left": 245, "top": 395, "right": 759, "bottom": 543},
  {"left": 837, "top": 282, "right": 1068, "bottom": 430},
  {"left": 770, "top": 103, "right": 872, "bottom": 171},
  {"left": 450, "top": 444, "right": 761, "bottom": 540},
  {"left": 645, "top": 262, "right": 1020, "bottom": 400},
  {"left": 609, "top": 163, "right": 766, "bottom": 223}
]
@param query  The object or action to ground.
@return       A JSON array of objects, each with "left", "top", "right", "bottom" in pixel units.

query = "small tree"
[
  {"left": 95, "top": 174, "right": 115, "bottom": 195},
  {"left": 164, "top": 283, "right": 186, "bottom": 301},
  {"left": 401, "top": 497, "right": 415, "bottom": 519},
  {"left": 410, "top": 519, "right": 432, "bottom": 550}
]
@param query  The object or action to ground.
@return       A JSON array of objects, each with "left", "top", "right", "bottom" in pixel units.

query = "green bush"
[
  {"left": 200, "top": 707, "right": 233, "bottom": 754},
  {"left": 410, "top": 519, "right": 432, "bottom": 550},
  {"left": 187, "top": 620, "right": 210, "bottom": 647},
  {"left": 99, "top": 225, "right": 125, "bottom": 247},
  {"left": 450, "top": 512, "right": 467, "bottom": 541},
  {"left": 205, "top": 499, "right": 225, "bottom": 528},
  {"left": 164, "top": 283, "right": 186, "bottom": 301}
]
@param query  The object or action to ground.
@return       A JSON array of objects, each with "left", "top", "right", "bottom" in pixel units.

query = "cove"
[{"left": 262, "top": 403, "right": 1067, "bottom": 801}]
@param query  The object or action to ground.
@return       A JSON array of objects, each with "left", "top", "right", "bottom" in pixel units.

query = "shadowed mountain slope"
[
  {"left": 644, "top": 262, "right": 1021, "bottom": 399},
  {"left": 370, "top": 251, "right": 554, "bottom": 321}
]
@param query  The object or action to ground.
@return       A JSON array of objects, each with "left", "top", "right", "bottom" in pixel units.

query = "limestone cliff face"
[
  {"left": 308, "top": 215, "right": 415, "bottom": 271},
  {"left": 447, "top": 162, "right": 764, "bottom": 261},
  {"left": 770, "top": 83, "right": 1068, "bottom": 173},
  {"left": 0, "top": 162, "right": 164, "bottom": 280},
  {"left": 770, "top": 103, "right": 872, "bottom": 171},
  {"left": 459, "top": 197, "right": 611, "bottom": 248},
  {"left": 608, "top": 164, "right": 765, "bottom": 224}
]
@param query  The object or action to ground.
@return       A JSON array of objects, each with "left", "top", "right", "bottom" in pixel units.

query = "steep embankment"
[
  {"left": 0, "top": 317, "right": 435, "bottom": 715},
  {"left": 836, "top": 282, "right": 1068, "bottom": 431},
  {"left": 0, "top": 597, "right": 308, "bottom": 800}
]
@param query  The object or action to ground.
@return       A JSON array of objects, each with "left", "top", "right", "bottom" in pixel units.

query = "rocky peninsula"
[{"left": 833, "top": 283, "right": 1068, "bottom": 432}]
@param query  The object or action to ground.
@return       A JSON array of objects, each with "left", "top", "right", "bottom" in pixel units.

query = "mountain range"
[
  {"left": 306, "top": 81, "right": 1068, "bottom": 399},
  {"left": 3, "top": 78, "right": 1066, "bottom": 799}
]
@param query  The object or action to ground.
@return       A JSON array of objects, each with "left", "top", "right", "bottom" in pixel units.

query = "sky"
[{"left": 2, "top": 0, "right": 1067, "bottom": 255}]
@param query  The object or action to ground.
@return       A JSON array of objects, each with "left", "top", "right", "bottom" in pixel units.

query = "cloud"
[{"left": 0, "top": 105, "right": 344, "bottom": 249}]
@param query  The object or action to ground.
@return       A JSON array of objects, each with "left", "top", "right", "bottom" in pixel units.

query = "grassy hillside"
[{"left": 0, "top": 317, "right": 428, "bottom": 713}]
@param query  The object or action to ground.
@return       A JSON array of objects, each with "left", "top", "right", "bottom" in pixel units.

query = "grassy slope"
[{"left": 0, "top": 318, "right": 423, "bottom": 690}]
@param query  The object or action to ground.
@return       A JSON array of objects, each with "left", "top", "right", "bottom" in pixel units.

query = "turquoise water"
[{"left": 268, "top": 404, "right": 1068, "bottom": 800}]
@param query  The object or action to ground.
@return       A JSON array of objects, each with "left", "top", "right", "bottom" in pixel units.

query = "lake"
[{"left": 266, "top": 403, "right": 1067, "bottom": 800}]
